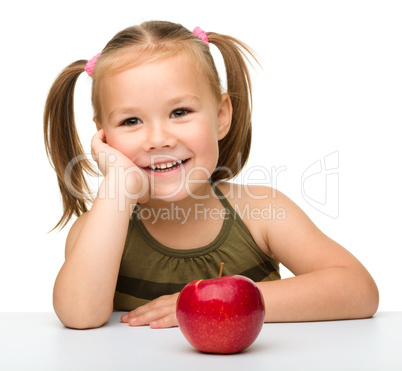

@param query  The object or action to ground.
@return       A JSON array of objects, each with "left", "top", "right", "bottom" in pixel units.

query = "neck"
[
  {"left": 137, "top": 182, "right": 222, "bottom": 226},
  {"left": 143, "top": 181, "right": 216, "bottom": 208}
]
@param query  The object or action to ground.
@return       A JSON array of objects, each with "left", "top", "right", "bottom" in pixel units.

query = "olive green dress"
[{"left": 114, "top": 186, "right": 280, "bottom": 311}]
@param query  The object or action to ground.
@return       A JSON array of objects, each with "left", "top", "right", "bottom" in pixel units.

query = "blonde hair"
[{"left": 44, "top": 20, "right": 256, "bottom": 229}]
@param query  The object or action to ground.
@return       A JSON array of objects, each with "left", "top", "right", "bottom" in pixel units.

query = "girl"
[{"left": 44, "top": 21, "right": 379, "bottom": 329}]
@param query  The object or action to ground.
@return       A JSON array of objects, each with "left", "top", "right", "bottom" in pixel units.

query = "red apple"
[{"left": 176, "top": 275, "right": 265, "bottom": 354}]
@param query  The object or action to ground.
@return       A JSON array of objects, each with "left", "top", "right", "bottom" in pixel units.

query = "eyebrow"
[
  {"left": 166, "top": 94, "right": 201, "bottom": 106},
  {"left": 108, "top": 95, "right": 201, "bottom": 121}
]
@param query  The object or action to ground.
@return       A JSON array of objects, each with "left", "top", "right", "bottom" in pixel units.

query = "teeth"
[{"left": 149, "top": 160, "right": 184, "bottom": 171}]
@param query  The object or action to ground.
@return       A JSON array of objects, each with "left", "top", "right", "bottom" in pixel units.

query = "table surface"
[{"left": 0, "top": 311, "right": 401, "bottom": 371}]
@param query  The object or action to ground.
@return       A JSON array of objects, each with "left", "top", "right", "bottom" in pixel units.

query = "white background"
[{"left": 0, "top": 0, "right": 401, "bottom": 312}]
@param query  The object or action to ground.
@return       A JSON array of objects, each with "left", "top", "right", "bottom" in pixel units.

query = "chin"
[
  {"left": 149, "top": 180, "right": 211, "bottom": 204},
  {"left": 150, "top": 189, "right": 186, "bottom": 203}
]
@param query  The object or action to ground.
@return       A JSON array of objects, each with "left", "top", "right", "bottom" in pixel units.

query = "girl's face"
[{"left": 96, "top": 53, "right": 232, "bottom": 202}]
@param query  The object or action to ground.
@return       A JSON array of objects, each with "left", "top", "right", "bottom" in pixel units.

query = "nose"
[{"left": 142, "top": 122, "right": 177, "bottom": 151}]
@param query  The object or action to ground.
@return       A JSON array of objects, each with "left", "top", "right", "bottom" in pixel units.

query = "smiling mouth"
[{"left": 148, "top": 159, "right": 189, "bottom": 172}]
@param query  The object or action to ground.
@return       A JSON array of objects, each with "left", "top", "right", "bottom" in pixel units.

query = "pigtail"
[
  {"left": 207, "top": 33, "right": 257, "bottom": 182},
  {"left": 44, "top": 60, "right": 97, "bottom": 230}
]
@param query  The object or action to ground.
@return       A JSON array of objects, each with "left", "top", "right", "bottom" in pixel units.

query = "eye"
[
  {"left": 121, "top": 117, "right": 142, "bottom": 126},
  {"left": 170, "top": 109, "right": 191, "bottom": 118}
]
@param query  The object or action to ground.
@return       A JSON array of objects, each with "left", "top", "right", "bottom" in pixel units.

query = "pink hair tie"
[
  {"left": 85, "top": 53, "right": 101, "bottom": 77},
  {"left": 193, "top": 26, "right": 209, "bottom": 46}
]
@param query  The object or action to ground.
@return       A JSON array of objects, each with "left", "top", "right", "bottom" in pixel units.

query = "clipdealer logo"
[{"left": 301, "top": 151, "right": 339, "bottom": 219}]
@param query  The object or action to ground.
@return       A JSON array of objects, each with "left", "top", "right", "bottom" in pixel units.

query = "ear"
[{"left": 217, "top": 93, "right": 232, "bottom": 140}]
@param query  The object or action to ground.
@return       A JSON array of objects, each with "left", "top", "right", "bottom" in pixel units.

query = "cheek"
[
  {"left": 198, "top": 118, "right": 220, "bottom": 149},
  {"left": 104, "top": 133, "right": 138, "bottom": 159},
  {"left": 192, "top": 126, "right": 220, "bottom": 163}
]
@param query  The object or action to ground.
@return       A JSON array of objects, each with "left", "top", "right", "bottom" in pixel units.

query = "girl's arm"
[
  {"left": 254, "top": 187, "right": 379, "bottom": 322},
  {"left": 53, "top": 130, "right": 148, "bottom": 329}
]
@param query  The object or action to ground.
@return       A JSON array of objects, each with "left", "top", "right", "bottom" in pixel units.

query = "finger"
[
  {"left": 149, "top": 312, "right": 178, "bottom": 329},
  {"left": 127, "top": 294, "right": 175, "bottom": 318},
  {"left": 91, "top": 129, "right": 106, "bottom": 160},
  {"left": 128, "top": 303, "right": 176, "bottom": 327},
  {"left": 121, "top": 305, "right": 147, "bottom": 322},
  {"left": 120, "top": 305, "right": 151, "bottom": 324},
  {"left": 121, "top": 312, "right": 129, "bottom": 323},
  {"left": 93, "top": 128, "right": 105, "bottom": 143},
  {"left": 120, "top": 307, "right": 150, "bottom": 323},
  {"left": 121, "top": 293, "right": 179, "bottom": 326}
]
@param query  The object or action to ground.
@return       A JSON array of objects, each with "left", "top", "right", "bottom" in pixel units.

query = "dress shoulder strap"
[
  {"left": 211, "top": 183, "right": 234, "bottom": 211},
  {"left": 211, "top": 183, "right": 257, "bottom": 241}
]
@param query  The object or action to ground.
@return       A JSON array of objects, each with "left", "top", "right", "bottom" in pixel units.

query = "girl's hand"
[
  {"left": 91, "top": 129, "right": 149, "bottom": 203},
  {"left": 91, "top": 128, "right": 134, "bottom": 176},
  {"left": 120, "top": 293, "right": 180, "bottom": 329}
]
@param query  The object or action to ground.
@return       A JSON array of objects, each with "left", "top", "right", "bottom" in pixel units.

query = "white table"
[{"left": 0, "top": 312, "right": 401, "bottom": 371}]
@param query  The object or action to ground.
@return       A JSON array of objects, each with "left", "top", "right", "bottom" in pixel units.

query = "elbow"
[
  {"left": 53, "top": 281, "right": 113, "bottom": 329},
  {"left": 364, "top": 281, "right": 380, "bottom": 318},
  {"left": 55, "top": 307, "right": 113, "bottom": 330},
  {"left": 61, "top": 313, "right": 111, "bottom": 330},
  {"left": 53, "top": 296, "right": 113, "bottom": 330},
  {"left": 352, "top": 273, "right": 380, "bottom": 319}
]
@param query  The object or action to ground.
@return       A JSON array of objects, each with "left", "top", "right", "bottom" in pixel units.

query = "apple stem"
[{"left": 219, "top": 262, "right": 224, "bottom": 278}]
